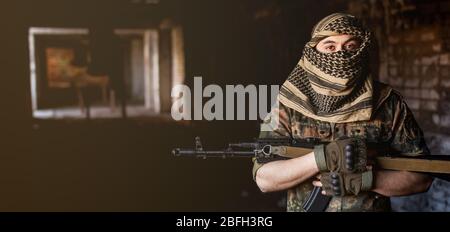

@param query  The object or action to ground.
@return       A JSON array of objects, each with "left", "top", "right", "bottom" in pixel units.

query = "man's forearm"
[
  {"left": 371, "top": 170, "right": 433, "bottom": 197},
  {"left": 255, "top": 152, "right": 319, "bottom": 192}
]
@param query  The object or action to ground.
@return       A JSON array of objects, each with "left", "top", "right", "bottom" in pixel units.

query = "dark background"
[{"left": 0, "top": 0, "right": 449, "bottom": 211}]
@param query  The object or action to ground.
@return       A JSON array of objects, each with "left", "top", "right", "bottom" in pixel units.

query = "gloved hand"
[
  {"left": 314, "top": 138, "right": 368, "bottom": 173},
  {"left": 320, "top": 171, "right": 374, "bottom": 196}
]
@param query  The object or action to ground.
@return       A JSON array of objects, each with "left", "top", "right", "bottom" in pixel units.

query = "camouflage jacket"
[{"left": 252, "top": 81, "right": 430, "bottom": 212}]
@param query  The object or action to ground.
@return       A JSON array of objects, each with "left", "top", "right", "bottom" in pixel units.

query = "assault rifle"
[{"left": 172, "top": 137, "right": 450, "bottom": 212}]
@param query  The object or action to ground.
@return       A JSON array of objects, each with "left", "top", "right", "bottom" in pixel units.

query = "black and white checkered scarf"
[{"left": 279, "top": 13, "right": 374, "bottom": 123}]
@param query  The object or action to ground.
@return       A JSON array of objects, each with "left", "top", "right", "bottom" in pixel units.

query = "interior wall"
[{"left": 2, "top": 0, "right": 446, "bottom": 212}]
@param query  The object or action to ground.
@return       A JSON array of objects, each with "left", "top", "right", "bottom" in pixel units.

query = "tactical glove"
[
  {"left": 314, "top": 138, "right": 368, "bottom": 173},
  {"left": 320, "top": 171, "right": 374, "bottom": 197}
]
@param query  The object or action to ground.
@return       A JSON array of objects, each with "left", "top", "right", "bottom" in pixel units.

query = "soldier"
[{"left": 253, "top": 13, "right": 433, "bottom": 212}]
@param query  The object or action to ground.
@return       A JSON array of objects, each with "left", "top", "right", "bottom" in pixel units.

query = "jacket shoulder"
[{"left": 373, "top": 80, "right": 406, "bottom": 110}]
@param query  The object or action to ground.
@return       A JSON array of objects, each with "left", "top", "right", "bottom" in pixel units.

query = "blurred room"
[{"left": 0, "top": 0, "right": 449, "bottom": 211}]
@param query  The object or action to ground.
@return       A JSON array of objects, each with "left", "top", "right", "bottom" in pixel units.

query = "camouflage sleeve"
[
  {"left": 252, "top": 101, "right": 293, "bottom": 181},
  {"left": 390, "top": 93, "right": 430, "bottom": 156}
]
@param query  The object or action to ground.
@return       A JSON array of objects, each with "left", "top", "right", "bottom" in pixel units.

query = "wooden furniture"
[{"left": 65, "top": 66, "right": 116, "bottom": 113}]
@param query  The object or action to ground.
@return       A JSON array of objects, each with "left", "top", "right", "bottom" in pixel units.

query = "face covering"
[{"left": 279, "top": 13, "right": 374, "bottom": 123}]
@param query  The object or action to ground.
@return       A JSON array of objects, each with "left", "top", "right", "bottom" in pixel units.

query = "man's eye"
[
  {"left": 325, "top": 46, "right": 335, "bottom": 51},
  {"left": 345, "top": 43, "right": 359, "bottom": 51}
]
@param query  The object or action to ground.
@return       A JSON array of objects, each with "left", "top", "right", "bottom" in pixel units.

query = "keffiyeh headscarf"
[{"left": 279, "top": 13, "right": 374, "bottom": 123}]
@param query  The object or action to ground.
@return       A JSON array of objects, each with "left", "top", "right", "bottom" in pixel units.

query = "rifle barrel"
[{"left": 172, "top": 149, "right": 254, "bottom": 158}]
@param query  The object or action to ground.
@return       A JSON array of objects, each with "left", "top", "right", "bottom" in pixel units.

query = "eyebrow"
[
  {"left": 344, "top": 38, "right": 361, "bottom": 44},
  {"left": 321, "top": 40, "right": 336, "bottom": 44},
  {"left": 321, "top": 37, "right": 361, "bottom": 45}
]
